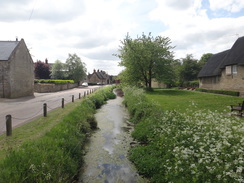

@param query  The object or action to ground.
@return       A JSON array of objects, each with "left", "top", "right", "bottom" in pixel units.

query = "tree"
[
  {"left": 50, "top": 60, "right": 67, "bottom": 79},
  {"left": 198, "top": 53, "right": 213, "bottom": 68},
  {"left": 34, "top": 60, "right": 50, "bottom": 79},
  {"left": 179, "top": 54, "right": 200, "bottom": 85},
  {"left": 65, "top": 53, "right": 87, "bottom": 83},
  {"left": 116, "top": 33, "right": 174, "bottom": 89}
]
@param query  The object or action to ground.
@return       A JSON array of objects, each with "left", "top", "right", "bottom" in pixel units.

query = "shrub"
[
  {"left": 34, "top": 79, "right": 75, "bottom": 84},
  {"left": 196, "top": 88, "right": 240, "bottom": 96}
]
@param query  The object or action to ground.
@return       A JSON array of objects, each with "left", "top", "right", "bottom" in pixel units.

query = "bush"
[
  {"left": 0, "top": 86, "right": 116, "bottom": 182},
  {"left": 34, "top": 79, "right": 75, "bottom": 84},
  {"left": 196, "top": 88, "right": 240, "bottom": 96}
]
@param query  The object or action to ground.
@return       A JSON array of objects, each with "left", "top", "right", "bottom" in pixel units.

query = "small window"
[
  {"left": 232, "top": 65, "right": 237, "bottom": 74},
  {"left": 226, "top": 66, "right": 231, "bottom": 75}
]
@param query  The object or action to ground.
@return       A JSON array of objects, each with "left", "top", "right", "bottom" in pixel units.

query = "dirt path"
[{"left": 79, "top": 96, "right": 148, "bottom": 183}]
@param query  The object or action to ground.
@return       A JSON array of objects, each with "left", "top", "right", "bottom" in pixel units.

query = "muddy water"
[{"left": 79, "top": 96, "right": 148, "bottom": 183}]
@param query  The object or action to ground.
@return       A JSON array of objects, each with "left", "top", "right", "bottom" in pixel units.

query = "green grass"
[
  {"left": 146, "top": 89, "right": 243, "bottom": 113},
  {"left": 0, "top": 86, "right": 116, "bottom": 182},
  {"left": 0, "top": 99, "right": 83, "bottom": 161}
]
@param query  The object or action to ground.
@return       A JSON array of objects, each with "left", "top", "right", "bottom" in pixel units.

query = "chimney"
[{"left": 45, "top": 58, "right": 48, "bottom": 64}]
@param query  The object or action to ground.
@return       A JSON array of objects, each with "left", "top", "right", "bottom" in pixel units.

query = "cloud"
[
  {"left": 209, "top": 0, "right": 244, "bottom": 13},
  {"left": 1, "top": 0, "right": 244, "bottom": 76}
]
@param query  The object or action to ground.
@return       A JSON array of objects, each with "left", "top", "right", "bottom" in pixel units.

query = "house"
[
  {"left": 88, "top": 69, "right": 112, "bottom": 84},
  {"left": 0, "top": 38, "right": 34, "bottom": 98},
  {"left": 198, "top": 36, "right": 244, "bottom": 95}
]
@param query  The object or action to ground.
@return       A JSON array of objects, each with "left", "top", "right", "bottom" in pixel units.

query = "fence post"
[
  {"left": 62, "top": 98, "right": 64, "bottom": 108},
  {"left": 43, "top": 103, "right": 47, "bottom": 117},
  {"left": 84, "top": 92, "right": 86, "bottom": 97},
  {"left": 79, "top": 93, "right": 81, "bottom": 99},
  {"left": 6, "top": 115, "right": 12, "bottom": 136},
  {"left": 72, "top": 95, "right": 74, "bottom": 102}
]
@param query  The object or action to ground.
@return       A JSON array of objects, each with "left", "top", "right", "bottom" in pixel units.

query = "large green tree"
[
  {"left": 179, "top": 54, "right": 201, "bottom": 85},
  {"left": 50, "top": 60, "right": 67, "bottom": 79},
  {"left": 198, "top": 53, "right": 213, "bottom": 68},
  {"left": 116, "top": 33, "right": 174, "bottom": 89},
  {"left": 65, "top": 53, "right": 87, "bottom": 83}
]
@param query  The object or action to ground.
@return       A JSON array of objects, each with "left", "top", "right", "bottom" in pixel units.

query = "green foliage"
[
  {"left": 198, "top": 53, "right": 213, "bottom": 68},
  {"left": 124, "top": 87, "right": 244, "bottom": 182},
  {"left": 66, "top": 53, "right": 87, "bottom": 83},
  {"left": 196, "top": 88, "right": 240, "bottom": 96},
  {"left": 0, "top": 86, "right": 115, "bottom": 183},
  {"left": 34, "top": 79, "right": 74, "bottom": 84},
  {"left": 179, "top": 54, "right": 201, "bottom": 86},
  {"left": 51, "top": 60, "right": 68, "bottom": 79},
  {"left": 116, "top": 33, "right": 175, "bottom": 89}
]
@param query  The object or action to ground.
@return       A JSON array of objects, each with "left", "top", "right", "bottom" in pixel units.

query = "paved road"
[{"left": 0, "top": 86, "right": 100, "bottom": 135}]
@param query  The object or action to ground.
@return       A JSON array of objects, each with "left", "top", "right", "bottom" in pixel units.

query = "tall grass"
[
  {"left": 0, "top": 86, "right": 116, "bottom": 183},
  {"left": 124, "top": 87, "right": 244, "bottom": 183}
]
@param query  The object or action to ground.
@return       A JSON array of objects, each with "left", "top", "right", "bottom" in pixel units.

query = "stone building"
[
  {"left": 0, "top": 38, "right": 34, "bottom": 98},
  {"left": 88, "top": 69, "right": 112, "bottom": 84},
  {"left": 198, "top": 36, "right": 244, "bottom": 95}
]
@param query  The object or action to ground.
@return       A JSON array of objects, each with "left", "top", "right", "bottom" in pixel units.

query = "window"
[
  {"left": 232, "top": 65, "right": 237, "bottom": 74},
  {"left": 226, "top": 66, "right": 231, "bottom": 75}
]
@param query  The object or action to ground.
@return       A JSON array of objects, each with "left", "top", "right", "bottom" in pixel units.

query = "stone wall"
[
  {"left": 8, "top": 39, "right": 34, "bottom": 98},
  {"left": 34, "top": 83, "right": 78, "bottom": 93},
  {"left": 0, "top": 61, "right": 10, "bottom": 98},
  {"left": 199, "top": 65, "right": 244, "bottom": 96}
]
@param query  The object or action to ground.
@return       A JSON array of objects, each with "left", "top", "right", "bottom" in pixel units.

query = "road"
[{"left": 0, "top": 86, "right": 100, "bottom": 135}]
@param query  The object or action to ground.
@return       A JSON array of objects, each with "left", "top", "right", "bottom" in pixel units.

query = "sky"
[{"left": 1, "top": 0, "right": 244, "bottom": 75}]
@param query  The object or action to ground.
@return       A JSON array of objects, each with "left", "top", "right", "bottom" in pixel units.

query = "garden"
[{"left": 124, "top": 87, "right": 244, "bottom": 183}]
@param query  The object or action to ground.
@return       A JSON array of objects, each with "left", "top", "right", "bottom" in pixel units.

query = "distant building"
[
  {"left": 88, "top": 69, "right": 112, "bottom": 84},
  {"left": 0, "top": 38, "right": 34, "bottom": 98},
  {"left": 198, "top": 36, "right": 244, "bottom": 95}
]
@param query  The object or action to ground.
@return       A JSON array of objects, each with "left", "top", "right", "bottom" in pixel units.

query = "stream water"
[{"left": 79, "top": 95, "right": 148, "bottom": 183}]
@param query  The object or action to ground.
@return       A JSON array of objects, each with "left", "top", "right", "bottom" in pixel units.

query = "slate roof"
[
  {"left": 0, "top": 41, "right": 19, "bottom": 61},
  {"left": 198, "top": 36, "right": 244, "bottom": 78}
]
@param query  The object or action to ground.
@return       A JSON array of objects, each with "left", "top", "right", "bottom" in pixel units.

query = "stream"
[{"left": 79, "top": 94, "right": 148, "bottom": 183}]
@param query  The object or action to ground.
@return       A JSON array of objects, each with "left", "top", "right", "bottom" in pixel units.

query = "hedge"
[
  {"left": 196, "top": 88, "right": 240, "bottom": 96},
  {"left": 34, "top": 79, "right": 75, "bottom": 84}
]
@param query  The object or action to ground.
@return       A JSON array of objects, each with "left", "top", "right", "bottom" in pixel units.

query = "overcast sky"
[{"left": 1, "top": 0, "right": 244, "bottom": 75}]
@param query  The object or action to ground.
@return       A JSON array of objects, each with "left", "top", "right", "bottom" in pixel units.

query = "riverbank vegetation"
[
  {"left": 0, "top": 86, "right": 116, "bottom": 183},
  {"left": 124, "top": 87, "right": 244, "bottom": 183}
]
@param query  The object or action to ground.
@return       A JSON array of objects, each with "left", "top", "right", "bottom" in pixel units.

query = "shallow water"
[{"left": 79, "top": 96, "right": 148, "bottom": 183}]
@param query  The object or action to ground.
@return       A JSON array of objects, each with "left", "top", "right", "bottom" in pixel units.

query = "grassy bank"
[
  {"left": 0, "top": 86, "right": 116, "bottom": 183},
  {"left": 124, "top": 88, "right": 244, "bottom": 183},
  {"left": 146, "top": 89, "right": 242, "bottom": 112}
]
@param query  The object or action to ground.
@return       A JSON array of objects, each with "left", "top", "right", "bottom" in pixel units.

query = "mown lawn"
[{"left": 146, "top": 89, "right": 243, "bottom": 113}]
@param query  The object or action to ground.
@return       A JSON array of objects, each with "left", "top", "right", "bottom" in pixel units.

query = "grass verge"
[{"left": 0, "top": 86, "right": 116, "bottom": 183}]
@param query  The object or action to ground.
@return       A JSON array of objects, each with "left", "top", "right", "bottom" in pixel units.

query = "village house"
[
  {"left": 0, "top": 38, "right": 34, "bottom": 98},
  {"left": 88, "top": 69, "right": 112, "bottom": 84},
  {"left": 198, "top": 36, "right": 244, "bottom": 95}
]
